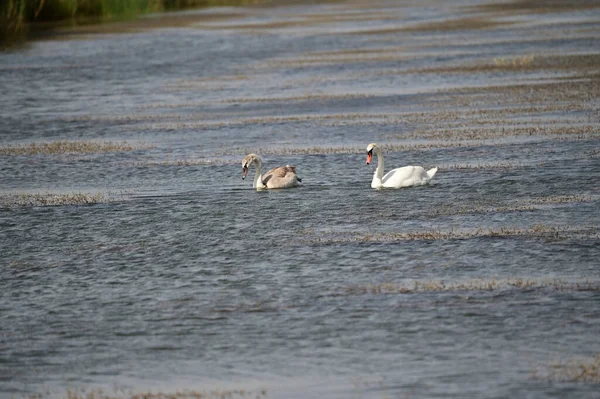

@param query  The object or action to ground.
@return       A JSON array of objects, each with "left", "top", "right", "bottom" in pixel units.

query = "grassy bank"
[{"left": 0, "top": 0, "right": 256, "bottom": 47}]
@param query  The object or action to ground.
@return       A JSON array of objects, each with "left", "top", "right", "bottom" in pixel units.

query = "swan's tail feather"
[{"left": 426, "top": 167, "right": 438, "bottom": 179}]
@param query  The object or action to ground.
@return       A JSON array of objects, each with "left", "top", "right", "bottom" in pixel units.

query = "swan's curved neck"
[
  {"left": 370, "top": 147, "right": 385, "bottom": 188},
  {"left": 252, "top": 160, "right": 264, "bottom": 189},
  {"left": 373, "top": 147, "right": 385, "bottom": 179}
]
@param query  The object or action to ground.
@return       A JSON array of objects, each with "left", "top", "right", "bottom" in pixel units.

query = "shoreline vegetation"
[{"left": 0, "top": 0, "right": 259, "bottom": 48}]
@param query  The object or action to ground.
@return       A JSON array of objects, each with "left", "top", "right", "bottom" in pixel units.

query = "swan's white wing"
[{"left": 382, "top": 166, "right": 430, "bottom": 188}]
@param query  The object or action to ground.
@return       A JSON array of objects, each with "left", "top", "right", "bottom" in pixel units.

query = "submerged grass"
[
  {"left": 135, "top": 158, "right": 234, "bottom": 167},
  {"left": 144, "top": 93, "right": 379, "bottom": 108},
  {"left": 300, "top": 225, "right": 599, "bottom": 245},
  {"left": 27, "top": 387, "right": 268, "bottom": 399},
  {"left": 344, "top": 16, "right": 513, "bottom": 36},
  {"left": 202, "top": 10, "right": 404, "bottom": 31},
  {"left": 0, "top": 140, "right": 151, "bottom": 155},
  {"left": 264, "top": 53, "right": 412, "bottom": 68},
  {"left": 532, "top": 353, "right": 600, "bottom": 383},
  {"left": 408, "top": 54, "right": 600, "bottom": 74},
  {"left": 345, "top": 278, "right": 600, "bottom": 295},
  {"left": 493, "top": 54, "right": 535, "bottom": 68},
  {"left": 1, "top": 192, "right": 111, "bottom": 207},
  {"left": 477, "top": 0, "right": 600, "bottom": 13},
  {"left": 447, "top": 76, "right": 600, "bottom": 105},
  {"left": 424, "top": 204, "right": 538, "bottom": 217},
  {"left": 440, "top": 162, "right": 524, "bottom": 171},
  {"left": 423, "top": 195, "right": 594, "bottom": 218},
  {"left": 221, "top": 141, "right": 489, "bottom": 157},
  {"left": 525, "top": 195, "right": 594, "bottom": 205},
  {"left": 401, "top": 125, "right": 599, "bottom": 142}
]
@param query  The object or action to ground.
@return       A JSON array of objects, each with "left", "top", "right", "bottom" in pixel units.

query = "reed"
[
  {"left": 0, "top": 0, "right": 257, "bottom": 47},
  {"left": 0, "top": 0, "right": 154, "bottom": 46}
]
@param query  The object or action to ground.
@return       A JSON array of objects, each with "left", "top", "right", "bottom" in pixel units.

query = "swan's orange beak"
[
  {"left": 242, "top": 166, "right": 248, "bottom": 180},
  {"left": 366, "top": 152, "right": 373, "bottom": 165}
]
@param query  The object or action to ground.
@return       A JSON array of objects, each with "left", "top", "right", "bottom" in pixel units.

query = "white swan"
[
  {"left": 242, "top": 153, "right": 302, "bottom": 190},
  {"left": 366, "top": 143, "right": 437, "bottom": 189}
]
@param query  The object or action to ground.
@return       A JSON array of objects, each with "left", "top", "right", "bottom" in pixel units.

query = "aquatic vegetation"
[
  {"left": 306, "top": 46, "right": 407, "bottom": 58},
  {"left": 203, "top": 10, "right": 404, "bottom": 31},
  {"left": 57, "top": 113, "right": 185, "bottom": 123},
  {"left": 404, "top": 125, "right": 599, "bottom": 141},
  {"left": 447, "top": 77, "right": 600, "bottom": 107},
  {"left": 441, "top": 162, "right": 523, "bottom": 171},
  {"left": 478, "top": 0, "right": 600, "bottom": 13},
  {"left": 262, "top": 51, "right": 533, "bottom": 71},
  {"left": 582, "top": 150, "right": 600, "bottom": 161},
  {"left": 345, "top": 16, "right": 513, "bottom": 35},
  {"left": 384, "top": 54, "right": 600, "bottom": 77},
  {"left": 1, "top": 192, "right": 109, "bottom": 207},
  {"left": 26, "top": 387, "right": 268, "bottom": 399},
  {"left": 532, "top": 353, "right": 600, "bottom": 383},
  {"left": 300, "top": 225, "right": 599, "bottom": 245},
  {"left": 220, "top": 93, "right": 376, "bottom": 104},
  {"left": 135, "top": 158, "right": 234, "bottom": 167},
  {"left": 422, "top": 195, "right": 595, "bottom": 218},
  {"left": 133, "top": 115, "right": 399, "bottom": 132},
  {"left": 345, "top": 278, "right": 600, "bottom": 295},
  {"left": 128, "top": 388, "right": 268, "bottom": 399},
  {"left": 151, "top": 91, "right": 379, "bottom": 104},
  {"left": 222, "top": 141, "right": 484, "bottom": 157},
  {"left": 525, "top": 195, "right": 593, "bottom": 205},
  {"left": 424, "top": 204, "right": 538, "bottom": 217},
  {"left": 0, "top": 140, "right": 151, "bottom": 156},
  {"left": 493, "top": 54, "right": 535, "bottom": 68},
  {"left": 384, "top": 106, "right": 565, "bottom": 125},
  {"left": 0, "top": 0, "right": 257, "bottom": 47},
  {"left": 0, "top": 0, "right": 159, "bottom": 47},
  {"left": 264, "top": 53, "right": 412, "bottom": 68},
  {"left": 164, "top": 75, "right": 249, "bottom": 91}
]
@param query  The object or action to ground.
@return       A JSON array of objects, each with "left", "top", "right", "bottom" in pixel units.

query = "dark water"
[{"left": 1, "top": 0, "right": 600, "bottom": 398}]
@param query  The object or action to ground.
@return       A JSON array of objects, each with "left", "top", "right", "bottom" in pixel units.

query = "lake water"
[{"left": 1, "top": 0, "right": 599, "bottom": 398}]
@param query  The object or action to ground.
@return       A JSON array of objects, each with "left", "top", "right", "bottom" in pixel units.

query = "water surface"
[{"left": 1, "top": 0, "right": 599, "bottom": 398}]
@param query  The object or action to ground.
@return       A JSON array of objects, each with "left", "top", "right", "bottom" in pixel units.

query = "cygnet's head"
[{"left": 241, "top": 154, "right": 260, "bottom": 180}]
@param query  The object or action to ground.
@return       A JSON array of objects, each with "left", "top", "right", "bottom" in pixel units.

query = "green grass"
[{"left": 0, "top": 0, "right": 259, "bottom": 47}]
